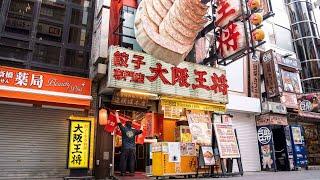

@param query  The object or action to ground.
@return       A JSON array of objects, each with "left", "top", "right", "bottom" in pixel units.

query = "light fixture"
[
  {"left": 99, "top": 108, "right": 108, "bottom": 125},
  {"left": 120, "top": 89, "right": 158, "bottom": 97}
]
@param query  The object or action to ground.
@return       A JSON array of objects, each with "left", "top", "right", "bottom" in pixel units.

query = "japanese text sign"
[
  {"left": 0, "top": 66, "right": 91, "bottom": 95},
  {"left": 262, "top": 50, "right": 281, "bottom": 98},
  {"left": 214, "top": 123, "right": 240, "bottom": 158},
  {"left": 0, "top": 66, "right": 91, "bottom": 107},
  {"left": 68, "top": 120, "right": 91, "bottom": 169},
  {"left": 107, "top": 46, "right": 228, "bottom": 104},
  {"left": 216, "top": 0, "right": 246, "bottom": 58}
]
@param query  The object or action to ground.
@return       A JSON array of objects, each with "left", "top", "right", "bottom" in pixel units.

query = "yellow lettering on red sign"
[{"left": 68, "top": 120, "right": 91, "bottom": 169}]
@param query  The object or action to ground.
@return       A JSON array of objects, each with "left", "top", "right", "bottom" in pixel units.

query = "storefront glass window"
[
  {"left": 40, "top": 1, "right": 66, "bottom": 22},
  {"left": 36, "top": 21, "right": 63, "bottom": 42},
  {"left": 65, "top": 49, "right": 86, "bottom": 69},
  {"left": 5, "top": 0, "right": 34, "bottom": 35},
  {"left": 33, "top": 44, "right": 61, "bottom": 65}
]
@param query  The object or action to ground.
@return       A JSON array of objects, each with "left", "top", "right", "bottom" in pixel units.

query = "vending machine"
[{"left": 290, "top": 125, "right": 308, "bottom": 169}]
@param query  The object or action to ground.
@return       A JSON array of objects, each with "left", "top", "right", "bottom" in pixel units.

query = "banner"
[
  {"left": 214, "top": 123, "right": 240, "bottom": 159},
  {"left": 68, "top": 120, "right": 91, "bottom": 169}
]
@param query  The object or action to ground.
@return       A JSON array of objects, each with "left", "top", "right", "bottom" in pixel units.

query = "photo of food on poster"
[
  {"left": 292, "top": 127, "right": 303, "bottom": 145},
  {"left": 201, "top": 146, "right": 215, "bottom": 165},
  {"left": 168, "top": 142, "right": 181, "bottom": 162},
  {"left": 186, "top": 110, "right": 212, "bottom": 146},
  {"left": 214, "top": 123, "right": 240, "bottom": 158}
]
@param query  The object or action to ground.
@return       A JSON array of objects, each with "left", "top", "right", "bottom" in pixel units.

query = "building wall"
[{"left": 0, "top": 0, "right": 94, "bottom": 77}]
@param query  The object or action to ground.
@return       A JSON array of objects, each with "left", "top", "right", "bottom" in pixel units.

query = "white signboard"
[{"left": 107, "top": 46, "right": 228, "bottom": 103}]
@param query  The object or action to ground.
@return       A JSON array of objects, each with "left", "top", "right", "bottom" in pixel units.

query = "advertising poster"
[
  {"left": 180, "top": 143, "right": 196, "bottom": 156},
  {"left": 292, "top": 126, "right": 303, "bottom": 145},
  {"left": 201, "top": 146, "right": 215, "bottom": 165},
  {"left": 168, "top": 142, "right": 181, "bottom": 162},
  {"left": 281, "top": 69, "right": 302, "bottom": 93},
  {"left": 186, "top": 111, "right": 212, "bottom": 146},
  {"left": 257, "top": 126, "right": 275, "bottom": 171},
  {"left": 214, "top": 123, "right": 240, "bottom": 158}
]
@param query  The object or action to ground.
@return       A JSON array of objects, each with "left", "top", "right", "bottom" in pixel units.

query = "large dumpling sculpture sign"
[{"left": 134, "top": 0, "right": 208, "bottom": 65}]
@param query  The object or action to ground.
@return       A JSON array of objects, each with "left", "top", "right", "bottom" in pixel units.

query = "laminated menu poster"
[
  {"left": 168, "top": 142, "right": 181, "bottom": 162},
  {"left": 201, "top": 146, "right": 215, "bottom": 165},
  {"left": 186, "top": 111, "right": 212, "bottom": 146},
  {"left": 214, "top": 123, "right": 240, "bottom": 158},
  {"left": 180, "top": 143, "right": 196, "bottom": 156}
]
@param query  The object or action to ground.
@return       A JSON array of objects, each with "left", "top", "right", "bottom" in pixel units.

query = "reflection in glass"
[
  {"left": 71, "top": 8, "right": 88, "bottom": 26},
  {"left": 36, "top": 21, "right": 63, "bottom": 42},
  {"left": 68, "top": 27, "right": 86, "bottom": 46},
  {"left": 65, "top": 49, "right": 86, "bottom": 68},
  {"left": 0, "top": 46, "right": 29, "bottom": 60},
  {"left": 5, "top": 0, "right": 34, "bottom": 35},
  {"left": 40, "top": 1, "right": 66, "bottom": 22},
  {"left": 33, "top": 44, "right": 60, "bottom": 65}
]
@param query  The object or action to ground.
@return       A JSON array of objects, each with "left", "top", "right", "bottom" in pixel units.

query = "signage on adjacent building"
[
  {"left": 0, "top": 66, "right": 92, "bottom": 107},
  {"left": 214, "top": 123, "right": 240, "bottom": 158},
  {"left": 262, "top": 50, "right": 281, "bottom": 98},
  {"left": 250, "top": 56, "right": 261, "bottom": 98},
  {"left": 262, "top": 101, "right": 287, "bottom": 114},
  {"left": 280, "top": 92, "right": 298, "bottom": 109},
  {"left": 68, "top": 120, "right": 91, "bottom": 169},
  {"left": 107, "top": 46, "right": 228, "bottom": 104},
  {"left": 275, "top": 54, "right": 301, "bottom": 70},
  {"left": 297, "top": 93, "right": 320, "bottom": 118},
  {"left": 256, "top": 114, "right": 288, "bottom": 126}
]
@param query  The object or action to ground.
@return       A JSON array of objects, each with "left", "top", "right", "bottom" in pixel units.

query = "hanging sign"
[
  {"left": 214, "top": 123, "right": 240, "bottom": 158},
  {"left": 68, "top": 120, "right": 91, "bottom": 169},
  {"left": 107, "top": 46, "right": 228, "bottom": 104},
  {"left": 250, "top": 55, "right": 261, "bottom": 98},
  {"left": 262, "top": 50, "right": 281, "bottom": 98},
  {"left": 297, "top": 93, "right": 320, "bottom": 118},
  {"left": 262, "top": 101, "right": 287, "bottom": 114},
  {"left": 111, "top": 90, "right": 148, "bottom": 108},
  {"left": 256, "top": 114, "right": 288, "bottom": 126}
]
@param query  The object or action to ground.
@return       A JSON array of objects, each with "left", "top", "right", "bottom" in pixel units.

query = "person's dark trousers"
[{"left": 120, "top": 148, "right": 136, "bottom": 174}]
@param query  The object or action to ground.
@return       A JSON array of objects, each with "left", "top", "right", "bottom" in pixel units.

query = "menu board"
[
  {"left": 180, "top": 142, "right": 196, "bottom": 156},
  {"left": 186, "top": 111, "right": 212, "bottom": 146},
  {"left": 214, "top": 123, "right": 240, "bottom": 158},
  {"left": 163, "top": 106, "right": 182, "bottom": 119},
  {"left": 201, "top": 146, "right": 215, "bottom": 165}
]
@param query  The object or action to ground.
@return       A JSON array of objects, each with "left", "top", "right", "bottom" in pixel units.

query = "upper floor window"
[
  {"left": 33, "top": 43, "right": 61, "bottom": 65},
  {"left": 4, "top": 0, "right": 34, "bottom": 35},
  {"left": 72, "top": 0, "right": 91, "bottom": 8},
  {"left": 40, "top": 0, "right": 66, "bottom": 22}
]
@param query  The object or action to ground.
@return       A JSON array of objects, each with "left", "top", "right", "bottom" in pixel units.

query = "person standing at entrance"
[{"left": 115, "top": 111, "right": 143, "bottom": 176}]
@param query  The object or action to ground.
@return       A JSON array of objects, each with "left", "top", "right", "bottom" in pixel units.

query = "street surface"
[
  {"left": 114, "top": 170, "right": 320, "bottom": 180},
  {"left": 196, "top": 170, "right": 320, "bottom": 180}
]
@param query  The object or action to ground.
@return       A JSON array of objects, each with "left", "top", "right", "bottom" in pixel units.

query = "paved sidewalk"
[{"left": 198, "top": 170, "right": 320, "bottom": 180}]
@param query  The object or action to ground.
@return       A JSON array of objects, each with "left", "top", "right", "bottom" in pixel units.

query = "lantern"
[
  {"left": 248, "top": 0, "right": 261, "bottom": 10},
  {"left": 99, "top": 108, "right": 108, "bottom": 125},
  {"left": 252, "top": 29, "right": 265, "bottom": 41},
  {"left": 250, "top": 13, "right": 263, "bottom": 25}
]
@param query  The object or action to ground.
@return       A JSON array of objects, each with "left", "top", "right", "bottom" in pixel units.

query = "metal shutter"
[
  {"left": 0, "top": 104, "right": 74, "bottom": 179},
  {"left": 232, "top": 113, "right": 261, "bottom": 172}
]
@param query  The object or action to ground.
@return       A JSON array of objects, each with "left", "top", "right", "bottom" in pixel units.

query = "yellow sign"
[
  {"left": 161, "top": 98, "right": 226, "bottom": 113},
  {"left": 68, "top": 120, "right": 91, "bottom": 168}
]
